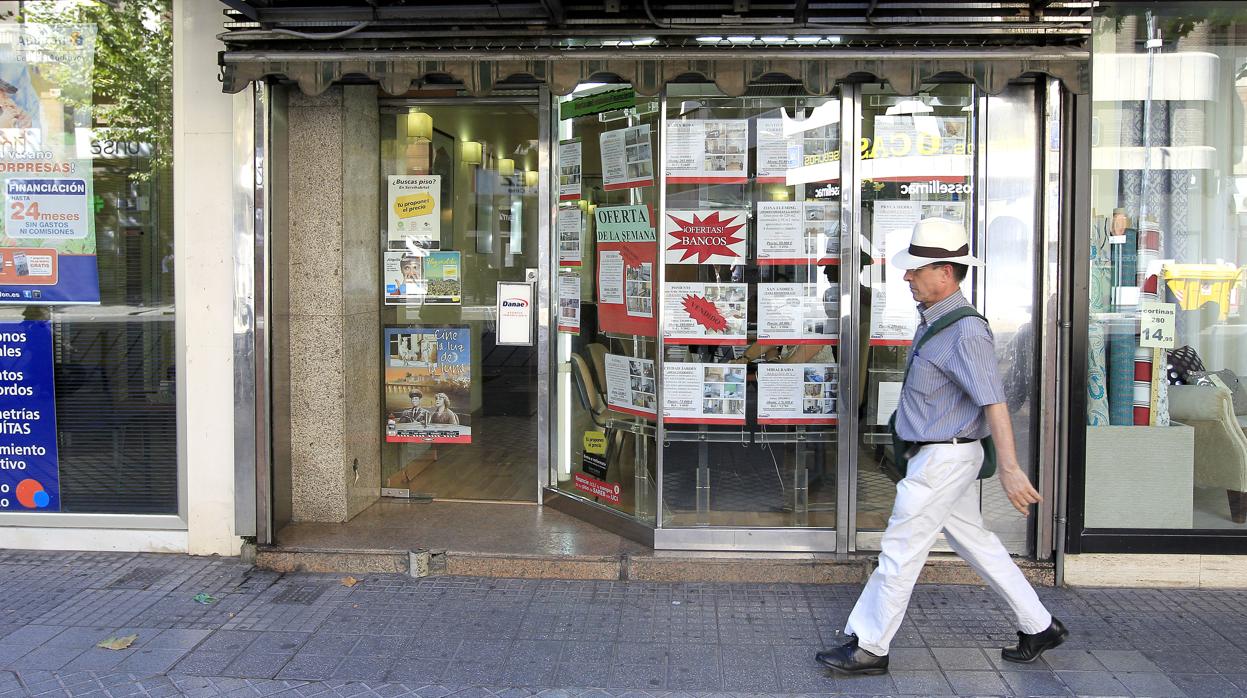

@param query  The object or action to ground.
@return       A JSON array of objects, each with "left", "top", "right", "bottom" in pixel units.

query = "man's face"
[
  {"left": 903, "top": 263, "right": 954, "bottom": 306},
  {"left": 410, "top": 396, "right": 421, "bottom": 407}
]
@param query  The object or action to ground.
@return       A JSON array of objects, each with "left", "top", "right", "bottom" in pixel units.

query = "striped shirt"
[{"left": 894, "top": 290, "right": 1005, "bottom": 442}]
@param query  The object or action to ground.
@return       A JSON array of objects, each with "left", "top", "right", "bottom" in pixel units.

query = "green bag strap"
[{"left": 901, "top": 306, "right": 988, "bottom": 386}]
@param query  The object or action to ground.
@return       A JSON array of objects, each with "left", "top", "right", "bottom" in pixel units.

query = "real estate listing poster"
[
  {"left": 604, "top": 353, "right": 657, "bottom": 419},
  {"left": 756, "top": 363, "right": 838, "bottom": 425},
  {"left": 558, "top": 273, "right": 581, "bottom": 334},
  {"left": 756, "top": 117, "right": 799, "bottom": 183},
  {"left": 387, "top": 175, "right": 441, "bottom": 250},
  {"left": 662, "top": 362, "right": 747, "bottom": 425},
  {"left": 868, "top": 200, "right": 965, "bottom": 344},
  {"left": 384, "top": 326, "right": 471, "bottom": 443},
  {"left": 557, "top": 207, "right": 582, "bottom": 267},
  {"left": 756, "top": 283, "right": 839, "bottom": 345},
  {"left": 664, "top": 209, "right": 747, "bottom": 265},
  {"left": 595, "top": 205, "right": 657, "bottom": 336},
  {"left": 662, "top": 282, "right": 748, "bottom": 345},
  {"left": 599, "top": 124, "right": 653, "bottom": 190},
  {"left": 783, "top": 101, "right": 841, "bottom": 186},
  {"left": 665, "top": 119, "right": 749, "bottom": 183},
  {"left": 382, "top": 251, "right": 428, "bottom": 306},
  {"left": 558, "top": 139, "right": 582, "bottom": 201},
  {"left": 756, "top": 201, "right": 840, "bottom": 265}
]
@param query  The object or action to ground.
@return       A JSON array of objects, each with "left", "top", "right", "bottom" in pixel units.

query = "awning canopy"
[
  {"left": 219, "top": 50, "right": 1089, "bottom": 97},
  {"left": 217, "top": 0, "right": 1091, "bottom": 97}
]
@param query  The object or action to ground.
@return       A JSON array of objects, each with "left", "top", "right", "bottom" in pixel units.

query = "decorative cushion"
[
  {"left": 1188, "top": 369, "right": 1247, "bottom": 415},
  {"left": 1166, "top": 345, "right": 1206, "bottom": 385}
]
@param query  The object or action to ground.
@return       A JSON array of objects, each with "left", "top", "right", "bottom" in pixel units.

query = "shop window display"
[
  {"left": 1086, "top": 7, "right": 1247, "bottom": 530},
  {"left": 0, "top": 4, "right": 176, "bottom": 515}
]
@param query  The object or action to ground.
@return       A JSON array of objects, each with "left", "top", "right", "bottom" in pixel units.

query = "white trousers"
[{"left": 844, "top": 442, "right": 1052, "bottom": 656}]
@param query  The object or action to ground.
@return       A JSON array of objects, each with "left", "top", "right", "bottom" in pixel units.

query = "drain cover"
[
  {"left": 107, "top": 566, "right": 170, "bottom": 590},
  {"left": 273, "top": 584, "right": 328, "bottom": 605}
]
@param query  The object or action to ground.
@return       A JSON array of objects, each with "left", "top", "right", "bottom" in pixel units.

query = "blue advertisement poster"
[
  {"left": 383, "top": 326, "right": 471, "bottom": 443},
  {"left": 0, "top": 321, "right": 59, "bottom": 511},
  {"left": 0, "top": 25, "right": 100, "bottom": 305}
]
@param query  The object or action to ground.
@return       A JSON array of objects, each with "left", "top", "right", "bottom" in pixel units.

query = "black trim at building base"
[{"left": 1076, "top": 531, "right": 1247, "bottom": 555}]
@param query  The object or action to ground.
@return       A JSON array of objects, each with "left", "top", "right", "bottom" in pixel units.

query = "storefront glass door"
[
  {"left": 550, "top": 80, "right": 1048, "bottom": 552},
  {"left": 379, "top": 99, "right": 543, "bottom": 502}
]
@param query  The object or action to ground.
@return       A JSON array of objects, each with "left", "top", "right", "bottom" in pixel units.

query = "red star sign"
[{"left": 666, "top": 211, "right": 746, "bottom": 263}]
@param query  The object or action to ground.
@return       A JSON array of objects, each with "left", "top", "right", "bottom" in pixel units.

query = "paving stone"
[
  {"left": 1039, "top": 649, "right": 1105, "bottom": 672},
  {"left": 1114, "top": 671, "right": 1189, "bottom": 697},
  {"left": 1168, "top": 673, "right": 1243, "bottom": 698},
  {"left": 115, "top": 648, "right": 189, "bottom": 676},
  {"left": 943, "top": 670, "right": 1009, "bottom": 696},
  {"left": 999, "top": 669, "right": 1071, "bottom": 696},
  {"left": 9, "top": 646, "right": 84, "bottom": 671},
  {"left": 1089, "top": 648, "right": 1162, "bottom": 672},
  {"left": 1054, "top": 669, "right": 1130, "bottom": 696},
  {"left": 172, "top": 650, "right": 239, "bottom": 677},
  {"left": 0, "top": 625, "right": 65, "bottom": 646},
  {"left": 931, "top": 647, "right": 994, "bottom": 671},
  {"left": 891, "top": 669, "right": 953, "bottom": 695}
]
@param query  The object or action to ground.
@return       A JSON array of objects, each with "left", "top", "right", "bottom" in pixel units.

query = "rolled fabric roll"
[
  {"left": 1137, "top": 220, "right": 1162, "bottom": 291},
  {"left": 1107, "top": 321, "right": 1137, "bottom": 426},
  {"left": 1090, "top": 262, "right": 1112, "bottom": 314},
  {"left": 1133, "top": 345, "right": 1152, "bottom": 426},
  {"left": 1087, "top": 322, "right": 1111, "bottom": 426}
]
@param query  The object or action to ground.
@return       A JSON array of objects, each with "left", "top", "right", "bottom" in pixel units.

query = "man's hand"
[
  {"left": 984, "top": 403, "right": 1042, "bottom": 516},
  {"left": 997, "top": 463, "right": 1042, "bottom": 516}
]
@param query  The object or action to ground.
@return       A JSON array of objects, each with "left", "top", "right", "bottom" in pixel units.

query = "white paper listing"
[
  {"left": 662, "top": 362, "right": 747, "bottom": 424},
  {"left": 598, "top": 250, "right": 624, "bottom": 304},
  {"left": 604, "top": 353, "right": 656, "bottom": 418},
  {"left": 757, "top": 363, "right": 838, "bottom": 424}
]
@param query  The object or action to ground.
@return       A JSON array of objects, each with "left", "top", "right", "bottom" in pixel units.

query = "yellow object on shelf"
[{"left": 1162, "top": 264, "right": 1247, "bottom": 321}]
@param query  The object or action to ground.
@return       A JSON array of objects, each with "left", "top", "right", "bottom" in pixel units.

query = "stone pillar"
[{"left": 286, "top": 86, "right": 381, "bottom": 522}]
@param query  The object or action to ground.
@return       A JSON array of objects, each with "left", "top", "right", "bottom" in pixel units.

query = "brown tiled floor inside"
[{"left": 275, "top": 499, "right": 649, "bottom": 556}]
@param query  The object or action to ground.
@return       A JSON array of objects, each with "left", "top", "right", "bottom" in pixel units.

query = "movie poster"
[
  {"left": 662, "top": 282, "right": 748, "bottom": 345},
  {"left": 757, "top": 363, "right": 838, "bottom": 425},
  {"left": 0, "top": 25, "right": 99, "bottom": 305},
  {"left": 662, "top": 362, "right": 747, "bottom": 425},
  {"left": 384, "top": 326, "right": 471, "bottom": 443}
]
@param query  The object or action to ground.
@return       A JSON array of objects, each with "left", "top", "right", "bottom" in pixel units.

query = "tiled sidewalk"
[{"left": 0, "top": 551, "right": 1242, "bottom": 696}]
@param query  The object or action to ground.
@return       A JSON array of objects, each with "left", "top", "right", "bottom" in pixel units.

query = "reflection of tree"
[{"left": 25, "top": 0, "right": 172, "bottom": 181}]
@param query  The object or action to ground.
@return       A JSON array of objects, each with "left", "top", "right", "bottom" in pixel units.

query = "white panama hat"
[{"left": 888, "top": 217, "right": 984, "bottom": 271}]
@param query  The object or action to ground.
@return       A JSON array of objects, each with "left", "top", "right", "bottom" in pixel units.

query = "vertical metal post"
[
  {"left": 655, "top": 89, "right": 668, "bottom": 529},
  {"left": 836, "top": 86, "right": 861, "bottom": 553},
  {"left": 538, "top": 85, "right": 553, "bottom": 498}
]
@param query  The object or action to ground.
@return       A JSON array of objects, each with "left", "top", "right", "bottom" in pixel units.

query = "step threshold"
[{"left": 253, "top": 544, "right": 1055, "bottom": 586}]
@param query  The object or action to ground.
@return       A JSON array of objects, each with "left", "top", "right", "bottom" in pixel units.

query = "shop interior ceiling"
[{"left": 216, "top": 1, "right": 1092, "bottom": 95}]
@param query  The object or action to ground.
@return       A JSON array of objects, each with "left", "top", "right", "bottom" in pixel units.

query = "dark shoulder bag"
[{"left": 883, "top": 307, "right": 997, "bottom": 482}]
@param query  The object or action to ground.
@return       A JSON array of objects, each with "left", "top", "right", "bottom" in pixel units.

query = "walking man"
[{"left": 816, "top": 218, "right": 1067, "bottom": 675}]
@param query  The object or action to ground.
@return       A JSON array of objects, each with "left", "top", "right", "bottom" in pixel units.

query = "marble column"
[{"left": 286, "top": 86, "right": 381, "bottom": 522}]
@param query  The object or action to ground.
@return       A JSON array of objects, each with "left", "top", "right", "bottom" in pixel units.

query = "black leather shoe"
[
  {"left": 815, "top": 638, "right": 889, "bottom": 675},
  {"left": 1001, "top": 618, "right": 1069, "bottom": 663}
]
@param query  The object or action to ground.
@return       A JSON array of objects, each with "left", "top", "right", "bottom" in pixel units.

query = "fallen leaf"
[
  {"left": 341, "top": 576, "right": 359, "bottom": 587},
  {"left": 192, "top": 593, "right": 217, "bottom": 605},
  {"left": 97, "top": 634, "right": 137, "bottom": 650}
]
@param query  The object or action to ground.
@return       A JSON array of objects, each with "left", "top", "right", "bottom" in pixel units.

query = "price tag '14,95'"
[{"left": 1139, "top": 301, "right": 1177, "bottom": 349}]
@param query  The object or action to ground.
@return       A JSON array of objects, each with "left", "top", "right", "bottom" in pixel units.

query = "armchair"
[{"left": 1169, "top": 381, "right": 1247, "bottom": 524}]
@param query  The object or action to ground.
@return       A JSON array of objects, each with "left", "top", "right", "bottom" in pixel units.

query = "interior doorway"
[{"left": 379, "top": 99, "right": 543, "bottom": 502}]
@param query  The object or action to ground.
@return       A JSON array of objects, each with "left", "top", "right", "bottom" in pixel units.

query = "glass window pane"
[
  {"left": 1086, "top": 7, "right": 1247, "bottom": 531},
  {"left": 659, "top": 83, "right": 840, "bottom": 528},
  {"left": 0, "top": 6, "right": 176, "bottom": 514}
]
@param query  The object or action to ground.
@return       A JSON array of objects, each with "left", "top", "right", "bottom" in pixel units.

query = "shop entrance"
[{"left": 379, "top": 98, "right": 544, "bottom": 502}]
